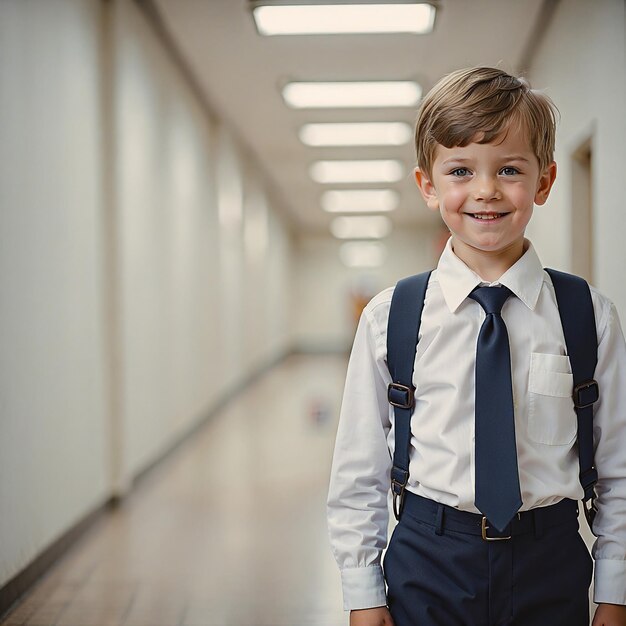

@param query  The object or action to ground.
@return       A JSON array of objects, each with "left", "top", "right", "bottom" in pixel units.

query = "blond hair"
[{"left": 415, "top": 67, "right": 558, "bottom": 177}]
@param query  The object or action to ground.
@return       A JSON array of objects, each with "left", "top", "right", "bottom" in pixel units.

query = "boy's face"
[{"left": 415, "top": 126, "right": 556, "bottom": 267}]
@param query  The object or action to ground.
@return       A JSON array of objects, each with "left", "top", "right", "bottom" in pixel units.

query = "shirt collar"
[{"left": 436, "top": 238, "right": 545, "bottom": 313}]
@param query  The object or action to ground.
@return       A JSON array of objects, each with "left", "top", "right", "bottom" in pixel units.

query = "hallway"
[
  {"left": 1, "top": 355, "right": 347, "bottom": 626},
  {"left": 1, "top": 1, "right": 625, "bottom": 624}
]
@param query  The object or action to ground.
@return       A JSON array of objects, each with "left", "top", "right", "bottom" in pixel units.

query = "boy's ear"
[
  {"left": 535, "top": 161, "right": 557, "bottom": 206},
  {"left": 414, "top": 167, "right": 440, "bottom": 211}
]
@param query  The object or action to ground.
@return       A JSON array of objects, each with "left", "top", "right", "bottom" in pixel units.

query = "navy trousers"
[{"left": 383, "top": 493, "right": 593, "bottom": 626}]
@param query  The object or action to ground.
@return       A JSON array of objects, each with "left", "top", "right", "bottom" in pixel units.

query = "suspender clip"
[
  {"left": 391, "top": 467, "right": 409, "bottom": 520},
  {"left": 391, "top": 481, "right": 407, "bottom": 521},
  {"left": 583, "top": 497, "right": 599, "bottom": 536}
]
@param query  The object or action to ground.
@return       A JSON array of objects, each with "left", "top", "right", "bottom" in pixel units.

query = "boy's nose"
[{"left": 473, "top": 177, "right": 501, "bottom": 201}]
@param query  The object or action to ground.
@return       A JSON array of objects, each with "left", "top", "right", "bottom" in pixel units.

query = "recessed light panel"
[
  {"left": 321, "top": 189, "right": 399, "bottom": 213},
  {"left": 340, "top": 241, "right": 387, "bottom": 268},
  {"left": 310, "top": 160, "right": 404, "bottom": 184},
  {"left": 252, "top": 3, "right": 436, "bottom": 36},
  {"left": 282, "top": 81, "right": 421, "bottom": 108},
  {"left": 331, "top": 215, "right": 392, "bottom": 239},
  {"left": 300, "top": 122, "right": 412, "bottom": 147}
]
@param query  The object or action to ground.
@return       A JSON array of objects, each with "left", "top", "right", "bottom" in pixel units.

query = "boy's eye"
[
  {"left": 500, "top": 167, "right": 520, "bottom": 176},
  {"left": 450, "top": 167, "right": 470, "bottom": 177}
]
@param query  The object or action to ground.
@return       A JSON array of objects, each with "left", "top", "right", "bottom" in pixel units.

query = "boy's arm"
[
  {"left": 350, "top": 606, "right": 396, "bottom": 626},
  {"left": 327, "top": 299, "right": 394, "bottom": 611},
  {"left": 591, "top": 299, "right": 626, "bottom": 606},
  {"left": 592, "top": 603, "right": 626, "bottom": 626}
]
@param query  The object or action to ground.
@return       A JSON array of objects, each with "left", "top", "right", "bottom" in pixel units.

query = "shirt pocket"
[{"left": 527, "top": 352, "right": 576, "bottom": 446}]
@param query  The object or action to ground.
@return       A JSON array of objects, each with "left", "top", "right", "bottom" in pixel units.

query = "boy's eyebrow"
[
  {"left": 441, "top": 155, "right": 531, "bottom": 165},
  {"left": 500, "top": 155, "right": 531, "bottom": 162},
  {"left": 441, "top": 157, "right": 472, "bottom": 164}
]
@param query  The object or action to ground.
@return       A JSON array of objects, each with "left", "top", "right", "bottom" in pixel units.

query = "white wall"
[
  {"left": 113, "top": 0, "right": 226, "bottom": 482},
  {"left": 111, "top": 0, "right": 295, "bottom": 489},
  {"left": 0, "top": 0, "right": 109, "bottom": 585},
  {"left": 527, "top": 0, "right": 626, "bottom": 316},
  {"left": 0, "top": 0, "right": 293, "bottom": 588}
]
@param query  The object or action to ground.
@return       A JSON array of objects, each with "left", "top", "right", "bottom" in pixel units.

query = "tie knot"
[{"left": 469, "top": 286, "right": 512, "bottom": 315}]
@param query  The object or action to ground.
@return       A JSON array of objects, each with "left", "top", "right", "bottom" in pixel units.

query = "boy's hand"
[
  {"left": 350, "top": 606, "right": 395, "bottom": 626},
  {"left": 593, "top": 603, "right": 626, "bottom": 626}
]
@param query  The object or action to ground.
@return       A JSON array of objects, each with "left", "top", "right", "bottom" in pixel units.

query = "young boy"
[{"left": 327, "top": 67, "right": 626, "bottom": 626}]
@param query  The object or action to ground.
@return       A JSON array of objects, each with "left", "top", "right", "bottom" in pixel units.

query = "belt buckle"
[{"left": 481, "top": 517, "right": 511, "bottom": 541}]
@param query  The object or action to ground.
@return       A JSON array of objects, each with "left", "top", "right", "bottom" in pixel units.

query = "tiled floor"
[{"left": 1, "top": 354, "right": 349, "bottom": 626}]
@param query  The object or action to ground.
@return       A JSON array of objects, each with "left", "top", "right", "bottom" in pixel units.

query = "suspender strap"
[
  {"left": 545, "top": 268, "right": 599, "bottom": 531},
  {"left": 386, "top": 271, "right": 432, "bottom": 520}
]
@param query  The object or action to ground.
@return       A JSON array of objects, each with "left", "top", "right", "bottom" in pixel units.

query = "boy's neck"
[{"left": 450, "top": 237, "right": 527, "bottom": 283}]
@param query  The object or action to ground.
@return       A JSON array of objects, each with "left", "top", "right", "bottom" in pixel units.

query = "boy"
[{"left": 327, "top": 67, "right": 626, "bottom": 626}]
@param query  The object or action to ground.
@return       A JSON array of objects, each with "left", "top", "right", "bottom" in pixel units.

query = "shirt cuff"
[
  {"left": 594, "top": 559, "right": 626, "bottom": 605},
  {"left": 341, "top": 565, "right": 387, "bottom": 611}
]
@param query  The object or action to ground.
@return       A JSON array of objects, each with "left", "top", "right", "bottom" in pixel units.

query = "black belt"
[{"left": 401, "top": 492, "right": 579, "bottom": 541}]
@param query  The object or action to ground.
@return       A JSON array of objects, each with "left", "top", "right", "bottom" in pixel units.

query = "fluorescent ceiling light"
[
  {"left": 322, "top": 189, "right": 399, "bottom": 213},
  {"left": 311, "top": 160, "right": 404, "bottom": 184},
  {"left": 252, "top": 3, "right": 436, "bottom": 36},
  {"left": 282, "top": 81, "right": 421, "bottom": 108},
  {"left": 340, "top": 241, "right": 387, "bottom": 268},
  {"left": 300, "top": 122, "right": 412, "bottom": 147},
  {"left": 331, "top": 215, "right": 392, "bottom": 239}
]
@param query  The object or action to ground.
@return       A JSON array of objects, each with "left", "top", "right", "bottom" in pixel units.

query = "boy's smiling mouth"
[{"left": 466, "top": 211, "right": 509, "bottom": 221}]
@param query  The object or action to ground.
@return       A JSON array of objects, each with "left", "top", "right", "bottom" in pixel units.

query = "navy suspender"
[
  {"left": 545, "top": 269, "right": 599, "bottom": 530},
  {"left": 386, "top": 271, "right": 431, "bottom": 520},
  {"left": 386, "top": 269, "right": 599, "bottom": 530}
]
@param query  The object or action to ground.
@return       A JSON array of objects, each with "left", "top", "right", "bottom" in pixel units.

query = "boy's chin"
[{"left": 450, "top": 235, "right": 527, "bottom": 256}]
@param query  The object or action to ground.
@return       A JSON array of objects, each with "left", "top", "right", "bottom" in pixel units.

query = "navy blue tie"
[{"left": 469, "top": 286, "right": 522, "bottom": 532}]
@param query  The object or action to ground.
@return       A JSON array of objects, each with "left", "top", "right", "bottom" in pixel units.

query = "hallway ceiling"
[{"left": 150, "top": 0, "right": 550, "bottom": 235}]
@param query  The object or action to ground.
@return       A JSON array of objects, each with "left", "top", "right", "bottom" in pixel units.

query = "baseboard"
[{"left": 0, "top": 497, "right": 116, "bottom": 619}]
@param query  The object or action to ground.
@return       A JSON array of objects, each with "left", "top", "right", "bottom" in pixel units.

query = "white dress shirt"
[{"left": 327, "top": 238, "right": 626, "bottom": 610}]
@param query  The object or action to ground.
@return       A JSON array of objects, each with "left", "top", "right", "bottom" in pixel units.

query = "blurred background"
[{"left": 0, "top": 1, "right": 624, "bottom": 624}]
